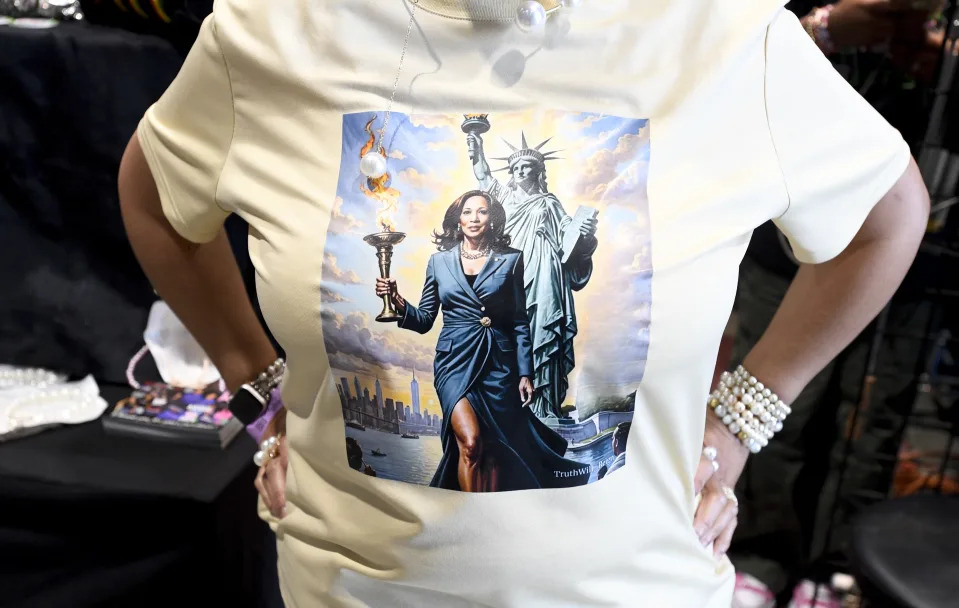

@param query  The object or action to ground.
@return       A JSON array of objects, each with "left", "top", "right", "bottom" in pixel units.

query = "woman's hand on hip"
[
  {"left": 254, "top": 410, "right": 289, "bottom": 519},
  {"left": 693, "top": 468, "right": 739, "bottom": 557},
  {"left": 698, "top": 412, "right": 749, "bottom": 490},
  {"left": 693, "top": 414, "right": 749, "bottom": 556},
  {"left": 518, "top": 376, "right": 534, "bottom": 406}
]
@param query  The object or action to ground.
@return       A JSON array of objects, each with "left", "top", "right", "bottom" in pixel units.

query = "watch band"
[{"left": 228, "top": 357, "right": 285, "bottom": 425}]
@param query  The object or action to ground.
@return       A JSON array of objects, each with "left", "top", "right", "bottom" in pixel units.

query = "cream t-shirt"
[{"left": 137, "top": 0, "right": 910, "bottom": 606}]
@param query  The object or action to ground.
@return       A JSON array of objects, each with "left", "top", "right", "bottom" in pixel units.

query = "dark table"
[{"left": 0, "top": 384, "right": 281, "bottom": 608}]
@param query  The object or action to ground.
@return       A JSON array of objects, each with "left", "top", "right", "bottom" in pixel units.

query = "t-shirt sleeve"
[
  {"left": 764, "top": 9, "right": 912, "bottom": 264},
  {"left": 136, "top": 13, "right": 234, "bottom": 244}
]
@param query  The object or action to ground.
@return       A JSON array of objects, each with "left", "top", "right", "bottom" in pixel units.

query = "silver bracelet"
[
  {"left": 707, "top": 365, "right": 792, "bottom": 454},
  {"left": 249, "top": 357, "right": 286, "bottom": 401},
  {"left": 228, "top": 357, "right": 285, "bottom": 425}
]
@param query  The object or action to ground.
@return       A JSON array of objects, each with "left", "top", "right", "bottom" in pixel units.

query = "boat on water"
[
  {"left": 371, "top": 448, "right": 387, "bottom": 457},
  {"left": 401, "top": 432, "right": 419, "bottom": 439},
  {"left": 345, "top": 421, "right": 366, "bottom": 431}
]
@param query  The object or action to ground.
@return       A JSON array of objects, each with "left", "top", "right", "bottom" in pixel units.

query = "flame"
[{"left": 360, "top": 115, "right": 401, "bottom": 233}]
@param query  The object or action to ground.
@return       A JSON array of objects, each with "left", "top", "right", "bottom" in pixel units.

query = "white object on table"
[{"left": 0, "top": 374, "right": 108, "bottom": 437}]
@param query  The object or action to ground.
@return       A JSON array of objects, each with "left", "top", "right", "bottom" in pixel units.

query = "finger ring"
[
  {"left": 711, "top": 460, "right": 720, "bottom": 473},
  {"left": 703, "top": 445, "right": 718, "bottom": 462},
  {"left": 721, "top": 486, "right": 738, "bottom": 506},
  {"left": 253, "top": 434, "right": 281, "bottom": 467}
]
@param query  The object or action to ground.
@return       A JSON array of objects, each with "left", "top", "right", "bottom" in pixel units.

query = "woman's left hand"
[
  {"left": 693, "top": 414, "right": 750, "bottom": 556},
  {"left": 518, "top": 376, "right": 534, "bottom": 406},
  {"left": 694, "top": 470, "right": 739, "bottom": 557}
]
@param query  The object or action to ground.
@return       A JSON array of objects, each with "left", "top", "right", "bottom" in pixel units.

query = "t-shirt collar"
[{"left": 414, "top": 0, "right": 525, "bottom": 21}]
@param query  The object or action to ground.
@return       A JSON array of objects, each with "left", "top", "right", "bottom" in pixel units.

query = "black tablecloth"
[
  {"left": 0, "top": 20, "right": 182, "bottom": 385},
  {"left": 0, "top": 385, "right": 256, "bottom": 502},
  {"left": 0, "top": 19, "right": 274, "bottom": 386},
  {"left": 1, "top": 22, "right": 282, "bottom": 607},
  {"left": 0, "top": 385, "right": 281, "bottom": 608}
]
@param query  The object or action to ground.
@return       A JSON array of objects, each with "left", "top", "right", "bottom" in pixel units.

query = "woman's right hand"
[{"left": 375, "top": 277, "right": 405, "bottom": 310}]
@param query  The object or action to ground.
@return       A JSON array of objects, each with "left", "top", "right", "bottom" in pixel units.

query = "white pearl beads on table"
[
  {"left": 0, "top": 373, "right": 107, "bottom": 435},
  {"left": 708, "top": 365, "right": 791, "bottom": 454},
  {"left": 359, "top": 151, "right": 388, "bottom": 179},
  {"left": 516, "top": 0, "right": 547, "bottom": 33},
  {"left": 0, "top": 365, "right": 64, "bottom": 389}
]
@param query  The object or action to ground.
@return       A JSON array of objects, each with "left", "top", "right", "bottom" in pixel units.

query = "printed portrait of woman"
[{"left": 375, "top": 190, "right": 590, "bottom": 492}]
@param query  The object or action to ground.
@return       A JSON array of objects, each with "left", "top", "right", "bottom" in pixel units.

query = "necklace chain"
[
  {"left": 460, "top": 244, "right": 491, "bottom": 260},
  {"left": 378, "top": 0, "right": 419, "bottom": 149}
]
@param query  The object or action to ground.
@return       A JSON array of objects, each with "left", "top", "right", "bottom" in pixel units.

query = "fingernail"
[
  {"left": 701, "top": 536, "right": 711, "bottom": 547},
  {"left": 281, "top": 505, "right": 287, "bottom": 517}
]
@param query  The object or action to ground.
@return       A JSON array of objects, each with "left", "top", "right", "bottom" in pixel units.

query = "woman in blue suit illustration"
[{"left": 376, "top": 190, "right": 590, "bottom": 492}]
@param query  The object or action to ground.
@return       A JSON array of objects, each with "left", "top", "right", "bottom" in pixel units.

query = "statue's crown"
[{"left": 494, "top": 132, "right": 561, "bottom": 172}]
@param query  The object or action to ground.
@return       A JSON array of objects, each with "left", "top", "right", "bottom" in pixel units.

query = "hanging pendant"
[{"left": 360, "top": 151, "right": 388, "bottom": 179}]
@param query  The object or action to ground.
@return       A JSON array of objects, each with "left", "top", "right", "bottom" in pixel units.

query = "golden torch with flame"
[{"left": 360, "top": 115, "right": 406, "bottom": 322}]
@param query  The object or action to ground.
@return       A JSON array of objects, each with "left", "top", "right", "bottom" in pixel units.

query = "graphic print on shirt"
[{"left": 321, "top": 111, "right": 651, "bottom": 492}]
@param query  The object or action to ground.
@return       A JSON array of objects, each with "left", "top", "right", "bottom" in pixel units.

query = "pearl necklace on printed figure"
[{"left": 460, "top": 245, "right": 491, "bottom": 260}]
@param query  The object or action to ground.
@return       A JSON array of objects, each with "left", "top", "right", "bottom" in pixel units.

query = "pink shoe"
[
  {"left": 733, "top": 573, "right": 775, "bottom": 608},
  {"left": 787, "top": 580, "right": 841, "bottom": 608}
]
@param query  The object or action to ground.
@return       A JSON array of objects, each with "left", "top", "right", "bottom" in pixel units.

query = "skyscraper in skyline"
[
  {"left": 340, "top": 377, "right": 351, "bottom": 401},
  {"left": 353, "top": 376, "right": 361, "bottom": 406},
  {"left": 374, "top": 377, "right": 383, "bottom": 418},
  {"left": 411, "top": 366, "right": 421, "bottom": 416}
]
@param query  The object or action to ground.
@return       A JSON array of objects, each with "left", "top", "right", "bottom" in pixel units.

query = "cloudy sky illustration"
[{"left": 322, "top": 110, "right": 651, "bottom": 415}]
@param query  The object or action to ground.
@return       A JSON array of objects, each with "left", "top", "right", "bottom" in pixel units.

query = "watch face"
[{"left": 229, "top": 386, "right": 267, "bottom": 425}]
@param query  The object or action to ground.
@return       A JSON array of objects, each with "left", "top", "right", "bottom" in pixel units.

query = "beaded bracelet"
[
  {"left": 707, "top": 365, "right": 792, "bottom": 454},
  {"left": 228, "top": 357, "right": 285, "bottom": 425}
]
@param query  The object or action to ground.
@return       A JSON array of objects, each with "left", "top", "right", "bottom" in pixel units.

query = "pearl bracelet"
[
  {"left": 707, "top": 365, "right": 792, "bottom": 454},
  {"left": 250, "top": 358, "right": 286, "bottom": 401}
]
